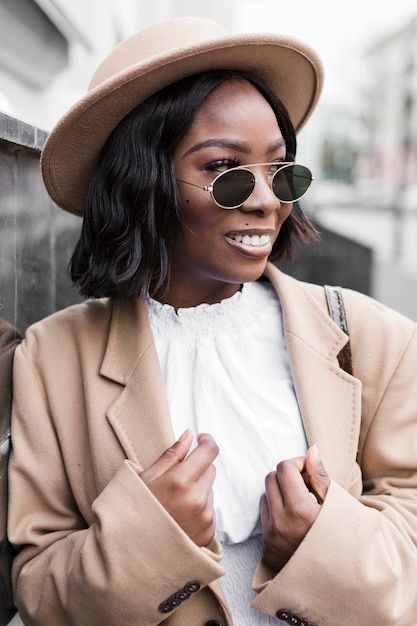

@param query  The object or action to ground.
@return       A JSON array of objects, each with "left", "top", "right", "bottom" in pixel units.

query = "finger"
[
  {"left": 304, "top": 444, "right": 330, "bottom": 504},
  {"left": 263, "top": 472, "right": 284, "bottom": 521},
  {"left": 264, "top": 470, "right": 284, "bottom": 506},
  {"left": 261, "top": 469, "right": 285, "bottom": 511},
  {"left": 140, "top": 429, "right": 193, "bottom": 484},
  {"left": 181, "top": 432, "right": 219, "bottom": 481},
  {"left": 197, "top": 432, "right": 219, "bottom": 452},
  {"left": 275, "top": 456, "right": 310, "bottom": 506},
  {"left": 259, "top": 492, "right": 270, "bottom": 527}
]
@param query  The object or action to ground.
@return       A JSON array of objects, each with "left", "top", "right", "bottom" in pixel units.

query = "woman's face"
[{"left": 166, "top": 79, "right": 293, "bottom": 308}]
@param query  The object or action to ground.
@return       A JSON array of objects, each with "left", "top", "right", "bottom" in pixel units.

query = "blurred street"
[
  {"left": 312, "top": 200, "right": 417, "bottom": 272},
  {"left": 310, "top": 194, "right": 417, "bottom": 319}
]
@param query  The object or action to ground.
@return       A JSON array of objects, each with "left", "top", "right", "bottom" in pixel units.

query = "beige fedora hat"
[{"left": 41, "top": 16, "right": 324, "bottom": 216}]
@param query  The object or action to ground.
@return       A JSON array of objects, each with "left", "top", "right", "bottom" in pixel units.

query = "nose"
[{"left": 239, "top": 170, "right": 283, "bottom": 214}]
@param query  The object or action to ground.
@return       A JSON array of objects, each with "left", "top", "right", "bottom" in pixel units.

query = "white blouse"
[{"left": 146, "top": 281, "right": 307, "bottom": 624}]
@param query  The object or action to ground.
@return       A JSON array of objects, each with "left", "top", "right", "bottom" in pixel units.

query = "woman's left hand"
[{"left": 260, "top": 444, "right": 330, "bottom": 572}]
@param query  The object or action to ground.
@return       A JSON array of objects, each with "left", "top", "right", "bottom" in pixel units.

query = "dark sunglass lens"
[
  {"left": 272, "top": 164, "right": 312, "bottom": 202},
  {"left": 213, "top": 169, "right": 255, "bottom": 207}
]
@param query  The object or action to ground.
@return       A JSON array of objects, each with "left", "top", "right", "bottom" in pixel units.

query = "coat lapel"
[
  {"left": 100, "top": 297, "right": 174, "bottom": 470},
  {"left": 265, "top": 265, "right": 362, "bottom": 488}
]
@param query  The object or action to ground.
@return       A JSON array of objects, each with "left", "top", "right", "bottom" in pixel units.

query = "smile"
[{"left": 227, "top": 233, "right": 271, "bottom": 247}]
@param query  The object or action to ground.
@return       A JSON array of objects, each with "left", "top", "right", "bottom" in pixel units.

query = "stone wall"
[{"left": 0, "top": 111, "right": 82, "bottom": 334}]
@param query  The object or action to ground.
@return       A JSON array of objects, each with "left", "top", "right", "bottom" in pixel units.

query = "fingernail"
[
  {"left": 310, "top": 443, "right": 320, "bottom": 461},
  {"left": 178, "top": 429, "right": 190, "bottom": 442}
]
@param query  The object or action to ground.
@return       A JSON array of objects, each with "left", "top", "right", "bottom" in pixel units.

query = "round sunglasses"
[{"left": 176, "top": 162, "right": 313, "bottom": 209}]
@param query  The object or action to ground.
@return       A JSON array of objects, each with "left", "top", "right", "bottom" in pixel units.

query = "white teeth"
[{"left": 230, "top": 234, "right": 270, "bottom": 247}]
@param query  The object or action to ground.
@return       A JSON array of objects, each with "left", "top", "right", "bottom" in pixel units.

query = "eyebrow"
[{"left": 181, "top": 138, "right": 286, "bottom": 159}]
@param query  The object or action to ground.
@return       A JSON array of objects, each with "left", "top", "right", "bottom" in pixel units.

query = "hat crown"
[{"left": 89, "top": 17, "right": 228, "bottom": 91}]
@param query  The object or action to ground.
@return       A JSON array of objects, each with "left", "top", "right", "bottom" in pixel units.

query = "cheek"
[
  {"left": 271, "top": 204, "right": 293, "bottom": 245},
  {"left": 279, "top": 204, "right": 293, "bottom": 222},
  {"left": 180, "top": 194, "right": 220, "bottom": 230}
]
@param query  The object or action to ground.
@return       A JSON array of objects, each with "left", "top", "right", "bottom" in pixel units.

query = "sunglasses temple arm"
[{"left": 176, "top": 179, "right": 209, "bottom": 192}]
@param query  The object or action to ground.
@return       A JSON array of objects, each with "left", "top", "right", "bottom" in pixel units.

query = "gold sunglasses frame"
[{"left": 176, "top": 162, "right": 313, "bottom": 209}]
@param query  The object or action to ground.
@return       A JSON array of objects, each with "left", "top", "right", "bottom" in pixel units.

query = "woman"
[{"left": 8, "top": 16, "right": 417, "bottom": 626}]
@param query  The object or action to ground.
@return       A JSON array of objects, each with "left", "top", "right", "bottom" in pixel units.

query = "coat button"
[
  {"left": 289, "top": 615, "right": 302, "bottom": 625},
  {"left": 158, "top": 580, "right": 201, "bottom": 613},
  {"left": 276, "top": 609, "right": 291, "bottom": 620},
  {"left": 158, "top": 600, "right": 172, "bottom": 613},
  {"left": 205, "top": 621, "right": 224, "bottom": 626},
  {"left": 175, "top": 589, "right": 191, "bottom": 601},
  {"left": 185, "top": 580, "right": 201, "bottom": 593}
]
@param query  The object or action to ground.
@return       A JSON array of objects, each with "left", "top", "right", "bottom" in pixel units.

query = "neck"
[{"left": 152, "top": 281, "right": 243, "bottom": 309}]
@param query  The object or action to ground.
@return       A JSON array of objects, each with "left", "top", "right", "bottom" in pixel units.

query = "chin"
[{"left": 235, "top": 261, "right": 269, "bottom": 284}]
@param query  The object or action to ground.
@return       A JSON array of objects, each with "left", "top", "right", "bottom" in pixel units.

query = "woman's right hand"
[{"left": 139, "top": 430, "right": 219, "bottom": 547}]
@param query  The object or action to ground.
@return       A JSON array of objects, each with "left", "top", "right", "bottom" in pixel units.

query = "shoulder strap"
[{"left": 324, "top": 285, "right": 353, "bottom": 375}]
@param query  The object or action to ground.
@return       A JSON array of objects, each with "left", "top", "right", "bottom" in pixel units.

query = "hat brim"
[{"left": 41, "top": 31, "right": 323, "bottom": 216}]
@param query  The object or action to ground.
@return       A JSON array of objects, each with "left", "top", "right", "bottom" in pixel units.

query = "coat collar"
[
  {"left": 100, "top": 297, "right": 174, "bottom": 469},
  {"left": 100, "top": 296, "right": 152, "bottom": 384},
  {"left": 264, "top": 264, "right": 362, "bottom": 485}
]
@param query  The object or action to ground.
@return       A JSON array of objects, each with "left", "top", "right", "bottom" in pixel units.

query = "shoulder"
[
  {"left": 19, "top": 299, "right": 114, "bottom": 360},
  {"left": 339, "top": 289, "right": 416, "bottom": 385},
  {"left": 298, "top": 277, "right": 416, "bottom": 348},
  {"left": 277, "top": 266, "right": 416, "bottom": 340},
  {"left": 265, "top": 262, "right": 416, "bottom": 363},
  {"left": 297, "top": 278, "right": 417, "bottom": 383},
  {"left": 334, "top": 287, "right": 415, "bottom": 347},
  {"left": 26, "top": 298, "right": 111, "bottom": 332}
]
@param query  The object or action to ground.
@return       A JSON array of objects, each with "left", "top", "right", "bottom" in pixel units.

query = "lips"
[{"left": 228, "top": 233, "right": 271, "bottom": 247}]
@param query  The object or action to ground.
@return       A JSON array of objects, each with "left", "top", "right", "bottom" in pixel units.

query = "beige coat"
[{"left": 8, "top": 264, "right": 417, "bottom": 626}]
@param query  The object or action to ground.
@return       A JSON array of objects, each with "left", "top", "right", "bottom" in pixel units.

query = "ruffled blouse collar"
[{"left": 146, "top": 281, "right": 270, "bottom": 341}]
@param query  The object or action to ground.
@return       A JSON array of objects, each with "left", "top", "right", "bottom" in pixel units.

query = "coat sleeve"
[
  {"left": 252, "top": 291, "right": 417, "bottom": 626},
  {"left": 8, "top": 321, "right": 225, "bottom": 626}
]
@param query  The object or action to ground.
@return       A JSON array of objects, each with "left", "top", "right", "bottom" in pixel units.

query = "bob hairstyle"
[{"left": 70, "top": 69, "right": 319, "bottom": 298}]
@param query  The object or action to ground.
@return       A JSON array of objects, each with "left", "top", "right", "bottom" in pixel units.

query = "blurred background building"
[{"left": 1, "top": 0, "right": 417, "bottom": 331}]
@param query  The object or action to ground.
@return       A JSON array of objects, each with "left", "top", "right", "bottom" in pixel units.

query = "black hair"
[{"left": 70, "top": 69, "right": 319, "bottom": 298}]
